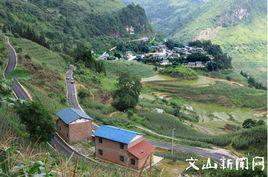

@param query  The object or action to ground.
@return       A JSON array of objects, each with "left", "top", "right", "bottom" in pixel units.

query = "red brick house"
[
  {"left": 56, "top": 108, "right": 92, "bottom": 143},
  {"left": 94, "top": 125, "right": 154, "bottom": 170}
]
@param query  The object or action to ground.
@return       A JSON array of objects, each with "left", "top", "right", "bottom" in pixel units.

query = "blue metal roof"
[
  {"left": 56, "top": 108, "right": 92, "bottom": 124},
  {"left": 94, "top": 125, "right": 142, "bottom": 144}
]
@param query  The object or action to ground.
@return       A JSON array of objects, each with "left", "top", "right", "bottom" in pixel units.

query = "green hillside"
[
  {"left": 0, "top": 0, "right": 152, "bottom": 53},
  {"left": 123, "top": 0, "right": 267, "bottom": 85}
]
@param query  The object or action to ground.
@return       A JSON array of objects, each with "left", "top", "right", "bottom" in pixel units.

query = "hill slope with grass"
[
  {"left": 123, "top": 0, "right": 267, "bottom": 85},
  {"left": 0, "top": 0, "right": 152, "bottom": 53}
]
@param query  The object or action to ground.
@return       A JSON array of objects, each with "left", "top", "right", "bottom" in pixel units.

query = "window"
[
  {"left": 120, "top": 143, "right": 124, "bottom": 149},
  {"left": 120, "top": 155, "right": 124, "bottom": 162},
  {"left": 131, "top": 159, "right": 135, "bottom": 165},
  {"left": 99, "top": 137, "right": 103, "bottom": 143},
  {"left": 98, "top": 149, "right": 103, "bottom": 156}
]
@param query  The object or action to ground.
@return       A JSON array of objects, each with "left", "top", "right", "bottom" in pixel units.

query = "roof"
[
  {"left": 94, "top": 125, "right": 142, "bottom": 144},
  {"left": 56, "top": 108, "right": 92, "bottom": 124},
  {"left": 128, "top": 140, "right": 154, "bottom": 159}
]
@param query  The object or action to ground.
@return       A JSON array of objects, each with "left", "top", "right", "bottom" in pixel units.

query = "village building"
[
  {"left": 56, "top": 108, "right": 93, "bottom": 143},
  {"left": 160, "top": 59, "right": 171, "bottom": 66},
  {"left": 94, "top": 125, "right": 154, "bottom": 170},
  {"left": 187, "top": 61, "right": 206, "bottom": 68},
  {"left": 99, "top": 52, "right": 110, "bottom": 60}
]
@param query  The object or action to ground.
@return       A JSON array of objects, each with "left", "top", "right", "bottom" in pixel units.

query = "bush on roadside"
[{"left": 14, "top": 101, "right": 55, "bottom": 142}]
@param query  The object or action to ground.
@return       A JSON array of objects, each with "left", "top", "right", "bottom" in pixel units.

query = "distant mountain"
[
  {"left": 0, "top": 0, "right": 153, "bottom": 52},
  {"left": 123, "top": 0, "right": 267, "bottom": 85}
]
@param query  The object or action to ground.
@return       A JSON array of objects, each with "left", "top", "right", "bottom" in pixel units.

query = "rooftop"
[
  {"left": 94, "top": 125, "right": 142, "bottom": 144},
  {"left": 56, "top": 108, "right": 92, "bottom": 124},
  {"left": 128, "top": 140, "right": 154, "bottom": 159}
]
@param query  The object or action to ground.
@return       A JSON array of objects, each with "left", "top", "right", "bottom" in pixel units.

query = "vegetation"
[
  {"left": 189, "top": 40, "right": 232, "bottom": 70},
  {"left": 231, "top": 126, "right": 266, "bottom": 152},
  {"left": 159, "top": 65, "right": 198, "bottom": 80},
  {"left": 242, "top": 119, "right": 265, "bottom": 129},
  {"left": 129, "top": 0, "right": 266, "bottom": 85},
  {"left": 164, "top": 39, "right": 183, "bottom": 49},
  {"left": 187, "top": 53, "right": 210, "bottom": 63},
  {"left": 74, "top": 45, "right": 105, "bottom": 74},
  {"left": 112, "top": 73, "right": 142, "bottom": 111},
  {"left": 240, "top": 71, "right": 267, "bottom": 90},
  {"left": 14, "top": 101, "right": 56, "bottom": 142},
  {"left": 0, "top": 1, "right": 152, "bottom": 53},
  {"left": 116, "top": 40, "right": 150, "bottom": 53},
  {"left": 145, "top": 81, "right": 267, "bottom": 109},
  {"left": 104, "top": 60, "right": 156, "bottom": 78}
]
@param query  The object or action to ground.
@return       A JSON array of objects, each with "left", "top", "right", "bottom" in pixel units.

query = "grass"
[
  {"left": 199, "top": 69, "right": 248, "bottom": 85},
  {"left": 138, "top": 111, "right": 207, "bottom": 139},
  {"left": 10, "top": 37, "right": 70, "bottom": 74},
  {"left": 160, "top": 65, "right": 198, "bottom": 80},
  {"left": 0, "top": 36, "right": 7, "bottom": 78},
  {"left": 103, "top": 60, "right": 157, "bottom": 78}
]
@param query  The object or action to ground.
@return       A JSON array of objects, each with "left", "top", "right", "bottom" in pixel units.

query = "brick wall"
[
  {"left": 56, "top": 119, "right": 92, "bottom": 143},
  {"left": 56, "top": 119, "right": 69, "bottom": 142},
  {"left": 95, "top": 137, "right": 151, "bottom": 170},
  {"left": 69, "top": 120, "right": 92, "bottom": 142}
]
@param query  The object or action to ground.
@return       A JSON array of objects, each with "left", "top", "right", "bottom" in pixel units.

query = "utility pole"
[{"left": 171, "top": 128, "right": 175, "bottom": 156}]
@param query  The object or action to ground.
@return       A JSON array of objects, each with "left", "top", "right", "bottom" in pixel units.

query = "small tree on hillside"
[
  {"left": 112, "top": 73, "right": 142, "bottom": 111},
  {"left": 15, "top": 101, "right": 55, "bottom": 142}
]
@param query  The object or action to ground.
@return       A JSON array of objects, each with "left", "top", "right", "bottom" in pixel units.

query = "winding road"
[
  {"left": 3, "top": 39, "right": 100, "bottom": 164},
  {"left": 4, "top": 38, "right": 235, "bottom": 166},
  {"left": 65, "top": 68, "right": 236, "bottom": 163}
]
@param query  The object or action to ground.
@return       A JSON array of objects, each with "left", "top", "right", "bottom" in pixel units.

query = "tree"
[
  {"left": 242, "top": 119, "right": 256, "bottom": 129},
  {"left": 112, "top": 73, "right": 142, "bottom": 111},
  {"left": 165, "top": 39, "right": 184, "bottom": 49},
  {"left": 189, "top": 40, "right": 232, "bottom": 70},
  {"left": 187, "top": 53, "right": 210, "bottom": 62},
  {"left": 15, "top": 101, "right": 55, "bottom": 142}
]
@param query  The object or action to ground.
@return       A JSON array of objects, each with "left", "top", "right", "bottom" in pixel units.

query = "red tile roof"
[{"left": 128, "top": 140, "right": 154, "bottom": 159}]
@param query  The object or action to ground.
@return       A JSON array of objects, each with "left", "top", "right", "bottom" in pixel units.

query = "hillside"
[
  {"left": 0, "top": 0, "right": 153, "bottom": 53},
  {"left": 123, "top": 0, "right": 267, "bottom": 85}
]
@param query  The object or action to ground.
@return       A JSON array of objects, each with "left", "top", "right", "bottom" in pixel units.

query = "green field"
[
  {"left": 145, "top": 79, "right": 267, "bottom": 109},
  {"left": 104, "top": 60, "right": 157, "bottom": 78}
]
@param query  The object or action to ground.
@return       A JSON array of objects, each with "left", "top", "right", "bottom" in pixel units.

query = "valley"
[{"left": 0, "top": 0, "right": 267, "bottom": 177}]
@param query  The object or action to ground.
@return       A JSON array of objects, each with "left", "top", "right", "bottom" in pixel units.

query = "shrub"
[
  {"left": 231, "top": 126, "right": 267, "bottom": 151},
  {"left": 159, "top": 65, "right": 198, "bottom": 80},
  {"left": 14, "top": 101, "right": 56, "bottom": 142}
]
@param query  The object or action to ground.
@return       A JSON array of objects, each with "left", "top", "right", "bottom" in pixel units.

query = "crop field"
[
  {"left": 104, "top": 60, "right": 157, "bottom": 78},
  {"left": 10, "top": 38, "right": 70, "bottom": 74},
  {"left": 145, "top": 80, "right": 267, "bottom": 109}
]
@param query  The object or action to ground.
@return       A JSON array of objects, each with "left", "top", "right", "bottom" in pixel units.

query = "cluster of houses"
[
  {"left": 56, "top": 108, "right": 154, "bottom": 170},
  {"left": 136, "top": 44, "right": 209, "bottom": 68}
]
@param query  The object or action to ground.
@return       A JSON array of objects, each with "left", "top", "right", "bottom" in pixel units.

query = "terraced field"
[
  {"left": 142, "top": 74, "right": 267, "bottom": 135},
  {"left": 11, "top": 38, "right": 69, "bottom": 74}
]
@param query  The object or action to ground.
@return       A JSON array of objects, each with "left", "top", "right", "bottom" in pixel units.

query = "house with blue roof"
[
  {"left": 94, "top": 125, "right": 154, "bottom": 170},
  {"left": 56, "top": 108, "right": 93, "bottom": 143}
]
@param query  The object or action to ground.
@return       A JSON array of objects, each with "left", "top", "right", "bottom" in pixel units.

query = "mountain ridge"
[
  {"left": 0, "top": 0, "right": 153, "bottom": 53},
  {"left": 122, "top": 0, "right": 267, "bottom": 85}
]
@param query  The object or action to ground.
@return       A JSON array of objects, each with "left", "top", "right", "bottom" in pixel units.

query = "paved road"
[
  {"left": 3, "top": 41, "right": 97, "bottom": 163},
  {"left": 3, "top": 39, "right": 30, "bottom": 100},
  {"left": 12, "top": 79, "right": 31, "bottom": 100},
  {"left": 66, "top": 67, "right": 81, "bottom": 109},
  {"left": 4, "top": 42, "right": 17, "bottom": 77},
  {"left": 65, "top": 68, "right": 236, "bottom": 163},
  {"left": 148, "top": 140, "right": 234, "bottom": 163}
]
